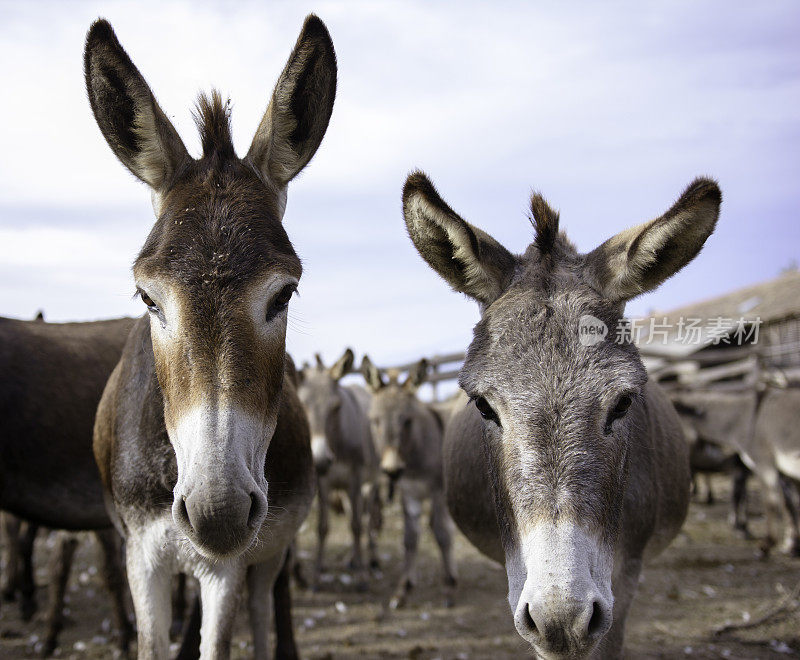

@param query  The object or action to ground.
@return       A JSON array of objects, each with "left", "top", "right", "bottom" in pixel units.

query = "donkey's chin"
[
  {"left": 181, "top": 516, "right": 258, "bottom": 561},
  {"left": 171, "top": 484, "right": 269, "bottom": 560},
  {"left": 528, "top": 643, "right": 599, "bottom": 660}
]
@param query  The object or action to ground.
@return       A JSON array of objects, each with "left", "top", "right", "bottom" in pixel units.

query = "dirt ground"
[{"left": 1, "top": 476, "right": 799, "bottom": 659}]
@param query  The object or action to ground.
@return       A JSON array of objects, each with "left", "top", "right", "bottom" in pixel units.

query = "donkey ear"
[
  {"left": 585, "top": 178, "right": 721, "bottom": 303},
  {"left": 247, "top": 14, "right": 337, "bottom": 190},
  {"left": 360, "top": 356, "right": 385, "bottom": 392},
  {"left": 404, "top": 359, "right": 429, "bottom": 391},
  {"left": 84, "top": 19, "right": 189, "bottom": 190},
  {"left": 403, "top": 171, "right": 517, "bottom": 307},
  {"left": 329, "top": 348, "right": 354, "bottom": 381}
]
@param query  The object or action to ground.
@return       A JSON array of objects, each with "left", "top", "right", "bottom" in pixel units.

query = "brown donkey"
[
  {"left": 403, "top": 172, "right": 720, "bottom": 658},
  {"left": 0, "top": 315, "right": 136, "bottom": 654},
  {"left": 87, "top": 15, "right": 335, "bottom": 659}
]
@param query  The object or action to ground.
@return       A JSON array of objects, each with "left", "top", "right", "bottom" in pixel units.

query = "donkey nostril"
[
  {"left": 176, "top": 496, "right": 193, "bottom": 533},
  {"left": 587, "top": 600, "right": 605, "bottom": 636},
  {"left": 523, "top": 604, "right": 539, "bottom": 636},
  {"left": 247, "top": 491, "right": 265, "bottom": 529}
]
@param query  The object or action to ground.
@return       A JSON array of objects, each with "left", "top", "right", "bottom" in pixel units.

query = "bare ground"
[{"left": 1, "top": 475, "right": 799, "bottom": 659}]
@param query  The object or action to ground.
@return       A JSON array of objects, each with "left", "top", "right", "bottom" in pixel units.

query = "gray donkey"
[
  {"left": 297, "top": 349, "right": 382, "bottom": 587},
  {"left": 403, "top": 171, "right": 720, "bottom": 658},
  {"left": 672, "top": 388, "right": 800, "bottom": 555},
  {"left": 360, "top": 357, "right": 457, "bottom": 609}
]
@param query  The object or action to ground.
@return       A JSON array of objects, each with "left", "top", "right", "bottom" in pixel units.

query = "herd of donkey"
[{"left": 1, "top": 13, "right": 799, "bottom": 660}]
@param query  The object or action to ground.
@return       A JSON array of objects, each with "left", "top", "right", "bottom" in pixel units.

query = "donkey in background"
[
  {"left": 87, "top": 14, "right": 335, "bottom": 658},
  {"left": 672, "top": 387, "right": 800, "bottom": 556},
  {"left": 672, "top": 396, "right": 752, "bottom": 536},
  {"left": 297, "top": 349, "right": 382, "bottom": 589},
  {"left": 360, "top": 357, "right": 457, "bottom": 610},
  {"left": 403, "top": 171, "right": 720, "bottom": 657}
]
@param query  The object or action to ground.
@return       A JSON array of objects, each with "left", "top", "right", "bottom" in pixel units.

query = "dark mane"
[
  {"left": 194, "top": 90, "right": 235, "bottom": 160},
  {"left": 530, "top": 192, "right": 560, "bottom": 254}
]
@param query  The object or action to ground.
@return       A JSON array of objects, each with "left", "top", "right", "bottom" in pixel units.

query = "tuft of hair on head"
[
  {"left": 194, "top": 90, "right": 235, "bottom": 160},
  {"left": 529, "top": 192, "right": 560, "bottom": 254}
]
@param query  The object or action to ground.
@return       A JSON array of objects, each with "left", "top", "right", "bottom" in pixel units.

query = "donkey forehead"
[
  {"left": 301, "top": 370, "right": 339, "bottom": 397},
  {"left": 371, "top": 387, "right": 413, "bottom": 415},
  {"left": 135, "top": 163, "right": 301, "bottom": 284},
  {"left": 461, "top": 289, "right": 645, "bottom": 399}
]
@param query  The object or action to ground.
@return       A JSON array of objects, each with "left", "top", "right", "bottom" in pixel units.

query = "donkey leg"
[
  {"left": 756, "top": 466, "right": 785, "bottom": 557},
  {"left": 0, "top": 512, "right": 21, "bottom": 602},
  {"left": 366, "top": 481, "right": 383, "bottom": 571},
  {"left": 126, "top": 536, "right": 172, "bottom": 660},
  {"left": 313, "top": 475, "right": 330, "bottom": 589},
  {"left": 246, "top": 554, "right": 286, "bottom": 660},
  {"left": 703, "top": 473, "right": 715, "bottom": 505},
  {"left": 197, "top": 561, "right": 247, "bottom": 659},
  {"left": 95, "top": 529, "right": 134, "bottom": 654},
  {"left": 430, "top": 489, "right": 457, "bottom": 608},
  {"left": 273, "top": 548, "right": 299, "bottom": 660},
  {"left": 346, "top": 472, "right": 367, "bottom": 589},
  {"left": 390, "top": 484, "right": 422, "bottom": 610},
  {"left": 779, "top": 475, "right": 800, "bottom": 556},
  {"left": 42, "top": 532, "right": 79, "bottom": 657},
  {"left": 288, "top": 540, "right": 308, "bottom": 591},
  {"left": 731, "top": 463, "right": 751, "bottom": 538},
  {"left": 18, "top": 521, "right": 39, "bottom": 621}
]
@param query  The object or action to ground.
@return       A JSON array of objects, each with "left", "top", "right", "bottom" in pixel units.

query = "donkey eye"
[
  {"left": 267, "top": 284, "right": 296, "bottom": 320},
  {"left": 614, "top": 394, "right": 632, "bottom": 416},
  {"left": 605, "top": 394, "right": 633, "bottom": 434},
  {"left": 474, "top": 396, "right": 500, "bottom": 426},
  {"left": 139, "top": 290, "right": 159, "bottom": 313}
]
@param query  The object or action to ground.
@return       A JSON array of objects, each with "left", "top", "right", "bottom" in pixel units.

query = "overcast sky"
[{"left": 1, "top": 0, "right": 798, "bottom": 371}]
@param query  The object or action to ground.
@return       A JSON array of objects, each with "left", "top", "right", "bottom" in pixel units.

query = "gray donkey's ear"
[
  {"left": 585, "top": 178, "right": 721, "bottom": 303},
  {"left": 360, "top": 356, "right": 385, "bottom": 392},
  {"left": 247, "top": 14, "right": 337, "bottom": 191},
  {"left": 403, "top": 359, "right": 429, "bottom": 391},
  {"left": 329, "top": 348, "right": 354, "bottom": 381},
  {"left": 403, "top": 171, "right": 517, "bottom": 308},
  {"left": 84, "top": 19, "right": 190, "bottom": 190}
]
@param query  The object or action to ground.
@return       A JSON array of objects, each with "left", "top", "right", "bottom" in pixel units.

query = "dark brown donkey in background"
[
  {"left": 87, "top": 14, "right": 335, "bottom": 659},
  {"left": 403, "top": 171, "right": 720, "bottom": 658},
  {"left": 0, "top": 315, "right": 136, "bottom": 654}
]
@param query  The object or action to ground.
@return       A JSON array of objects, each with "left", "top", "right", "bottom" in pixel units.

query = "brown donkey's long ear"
[
  {"left": 403, "top": 359, "right": 429, "bottom": 391},
  {"left": 247, "top": 14, "right": 337, "bottom": 191},
  {"left": 403, "top": 171, "right": 517, "bottom": 307},
  {"left": 584, "top": 178, "right": 721, "bottom": 303},
  {"left": 360, "top": 356, "right": 385, "bottom": 392},
  {"left": 329, "top": 348, "right": 354, "bottom": 381},
  {"left": 84, "top": 19, "right": 190, "bottom": 190}
]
